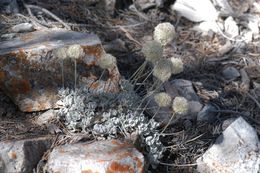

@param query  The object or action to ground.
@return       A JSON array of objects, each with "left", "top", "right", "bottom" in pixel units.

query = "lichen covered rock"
[
  {"left": 0, "top": 29, "right": 121, "bottom": 112},
  {"left": 46, "top": 140, "right": 144, "bottom": 173}
]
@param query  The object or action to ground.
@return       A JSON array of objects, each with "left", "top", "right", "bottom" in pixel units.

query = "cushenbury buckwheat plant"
[
  {"left": 57, "top": 79, "right": 164, "bottom": 166},
  {"left": 56, "top": 22, "right": 187, "bottom": 169}
]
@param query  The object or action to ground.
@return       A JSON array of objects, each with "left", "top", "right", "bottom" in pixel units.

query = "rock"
[
  {"left": 134, "top": 0, "right": 156, "bottom": 11},
  {"left": 46, "top": 139, "right": 144, "bottom": 173},
  {"left": 145, "top": 96, "right": 172, "bottom": 125},
  {"left": 221, "top": 117, "right": 236, "bottom": 130},
  {"left": 0, "top": 29, "right": 121, "bottom": 112},
  {"left": 146, "top": 98, "right": 202, "bottom": 125},
  {"left": 222, "top": 66, "right": 240, "bottom": 80},
  {"left": 0, "top": 136, "right": 53, "bottom": 173},
  {"left": 253, "top": 82, "right": 260, "bottom": 89},
  {"left": 1, "top": 33, "right": 17, "bottom": 40},
  {"left": 224, "top": 16, "right": 239, "bottom": 38},
  {"left": 170, "top": 79, "right": 200, "bottom": 101},
  {"left": 197, "top": 117, "right": 260, "bottom": 173},
  {"left": 247, "top": 16, "right": 259, "bottom": 35},
  {"left": 171, "top": 0, "right": 218, "bottom": 22},
  {"left": 0, "top": 0, "right": 19, "bottom": 14},
  {"left": 212, "top": 0, "right": 254, "bottom": 16},
  {"left": 146, "top": 79, "right": 202, "bottom": 125},
  {"left": 197, "top": 104, "right": 218, "bottom": 123},
  {"left": 211, "top": 0, "right": 234, "bottom": 16},
  {"left": 11, "top": 23, "right": 34, "bottom": 33},
  {"left": 193, "top": 21, "right": 220, "bottom": 34},
  {"left": 36, "top": 109, "right": 58, "bottom": 126},
  {"left": 104, "top": 0, "right": 116, "bottom": 14},
  {"left": 189, "top": 101, "right": 203, "bottom": 115}
]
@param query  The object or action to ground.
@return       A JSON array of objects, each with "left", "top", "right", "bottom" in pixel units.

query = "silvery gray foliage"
[{"left": 57, "top": 80, "right": 164, "bottom": 165}]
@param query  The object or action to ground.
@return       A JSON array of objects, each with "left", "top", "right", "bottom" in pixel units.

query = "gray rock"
[
  {"left": 253, "top": 82, "right": 260, "bottom": 89},
  {"left": 197, "top": 104, "right": 218, "bottom": 123},
  {"left": 36, "top": 109, "right": 58, "bottom": 126},
  {"left": 0, "top": 0, "right": 19, "bottom": 14},
  {"left": 170, "top": 79, "right": 200, "bottom": 101},
  {"left": 146, "top": 97, "right": 202, "bottom": 126},
  {"left": 189, "top": 101, "right": 203, "bottom": 115},
  {"left": 222, "top": 66, "right": 240, "bottom": 80},
  {"left": 11, "top": 23, "right": 34, "bottom": 33},
  {"left": 1, "top": 33, "right": 17, "bottom": 40},
  {"left": 197, "top": 117, "right": 260, "bottom": 173},
  {"left": 146, "top": 79, "right": 202, "bottom": 125},
  {"left": 0, "top": 136, "right": 53, "bottom": 173},
  {"left": 221, "top": 117, "right": 236, "bottom": 130},
  {"left": 46, "top": 139, "right": 144, "bottom": 173},
  {"left": 212, "top": 0, "right": 253, "bottom": 16}
]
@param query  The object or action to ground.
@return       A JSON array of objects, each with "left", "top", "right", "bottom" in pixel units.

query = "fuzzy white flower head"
[
  {"left": 153, "top": 59, "right": 173, "bottom": 82},
  {"left": 141, "top": 40, "right": 163, "bottom": 63},
  {"left": 172, "top": 97, "right": 189, "bottom": 115},
  {"left": 170, "top": 57, "right": 184, "bottom": 74},
  {"left": 98, "top": 53, "right": 117, "bottom": 69},
  {"left": 154, "top": 92, "right": 172, "bottom": 107},
  {"left": 66, "top": 44, "right": 84, "bottom": 59},
  {"left": 154, "top": 22, "right": 175, "bottom": 46},
  {"left": 53, "top": 47, "right": 67, "bottom": 59}
]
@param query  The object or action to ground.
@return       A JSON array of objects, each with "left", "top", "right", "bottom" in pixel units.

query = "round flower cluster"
[
  {"left": 153, "top": 59, "right": 173, "bottom": 82},
  {"left": 53, "top": 44, "right": 85, "bottom": 60},
  {"left": 154, "top": 92, "right": 172, "bottom": 107},
  {"left": 53, "top": 47, "right": 67, "bottom": 59},
  {"left": 170, "top": 57, "right": 184, "bottom": 74},
  {"left": 141, "top": 40, "right": 163, "bottom": 64},
  {"left": 172, "top": 97, "right": 189, "bottom": 115},
  {"left": 154, "top": 22, "right": 175, "bottom": 46},
  {"left": 98, "top": 53, "right": 117, "bottom": 69},
  {"left": 66, "top": 44, "right": 85, "bottom": 59}
]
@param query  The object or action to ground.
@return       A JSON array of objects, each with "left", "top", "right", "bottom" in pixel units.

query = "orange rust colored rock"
[
  {"left": 9, "top": 78, "right": 31, "bottom": 95},
  {"left": 0, "top": 71, "right": 5, "bottom": 80},
  {"left": 82, "top": 45, "right": 104, "bottom": 58},
  {"left": 8, "top": 151, "right": 17, "bottom": 160},
  {"left": 18, "top": 48, "right": 27, "bottom": 63},
  {"left": 89, "top": 82, "right": 100, "bottom": 90},
  {"left": 20, "top": 32, "right": 35, "bottom": 42},
  {"left": 107, "top": 162, "right": 135, "bottom": 173},
  {"left": 0, "top": 29, "right": 121, "bottom": 112},
  {"left": 46, "top": 140, "right": 144, "bottom": 173},
  {"left": 82, "top": 170, "right": 100, "bottom": 173}
]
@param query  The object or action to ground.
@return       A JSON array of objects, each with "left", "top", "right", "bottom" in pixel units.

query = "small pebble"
[
  {"left": 11, "top": 23, "right": 34, "bottom": 33},
  {"left": 222, "top": 66, "right": 240, "bottom": 80}
]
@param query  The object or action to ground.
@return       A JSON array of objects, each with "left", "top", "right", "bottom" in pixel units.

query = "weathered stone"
[
  {"left": 0, "top": 136, "right": 53, "bottom": 173},
  {"left": 197, "top": 104, "right": 218, "bottom": 123},
  {"left": 222, "top": 66, "right": 240, "bottom": 80},
  {"left": 46, "top": 139, "right": 144, "bottom": 173},
  {"left": 224, "top": 17, "right": 239, "bottom": 38},
  {"left": 36, "top": 109, "right": 58, "bottom": 126},
  {"left": 0, "top": 0, "right": 19, "bottom": 14},
  {"left": 11, "top": 23, "right": 34, "bottom": 33},
  {"left": 146, "top": 79, "right": 202, "bottom": 125},
  {"left": 221, "top": 117, "right": 236, "bottom": 130},
  {"left": 170, "top": 79, "right": 200, "bottom": 101},
  {"left": 197, "top": 117, "right": 260, "bottom": 173},
  {"left": 212, "top": 0, "right": 254, "bottom": 16},
  {"left": 0, "top": 29, "right": 121, "bottom": 112},
  {"left": 1, "top": 33, "right": 17, "bottom": 40}
]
